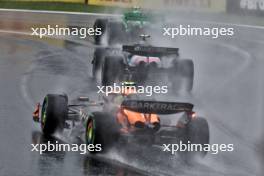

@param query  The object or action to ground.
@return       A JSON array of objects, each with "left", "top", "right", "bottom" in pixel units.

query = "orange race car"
[{"left": 32, "top": 85, "right": 209, "bottom": 159}]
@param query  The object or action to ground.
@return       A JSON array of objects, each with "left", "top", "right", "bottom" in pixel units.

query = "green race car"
[
  {"left": 123, "top": 7, "right": 152, "bottom": 31},
  {"left": 93, "top": 7, "right": 161, "bottom": 45}
]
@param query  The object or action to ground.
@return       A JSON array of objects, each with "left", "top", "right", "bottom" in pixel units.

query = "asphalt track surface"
[{"left": 0, "top": 10, "right": 263, "bottom": 176}]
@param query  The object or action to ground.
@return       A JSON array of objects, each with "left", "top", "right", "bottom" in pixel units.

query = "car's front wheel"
[{"left": 41, "top": 94, "right": 68, "bottom": 136}]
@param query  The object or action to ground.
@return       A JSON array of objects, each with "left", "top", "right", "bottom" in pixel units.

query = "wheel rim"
[
  {"left": 86, "top": 120, "right": 95, "bottom": 144},
  {"left": 41, "top": 97, "right": 48, "bottom": 130}
]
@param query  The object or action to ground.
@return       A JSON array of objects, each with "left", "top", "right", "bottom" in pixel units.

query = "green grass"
[{"left": 0, "top": 1, "right": 127, "bottom": 14}]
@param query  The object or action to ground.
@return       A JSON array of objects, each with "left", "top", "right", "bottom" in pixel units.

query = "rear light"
[
  {"left": 32, "top": 103, "right": 40, "bottom": 122},
  {"left": 192, "top": 112, "right": 197, "bottom": 119},
  {"left": 188, "top": 111, "right": 196, "bottom": 119}
]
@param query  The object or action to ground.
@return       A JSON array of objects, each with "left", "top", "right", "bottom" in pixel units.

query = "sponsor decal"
[
  {"left": 227, "top": 0, "right": 264, "bottom": 16},
  {"left": 88, "top": 0, "right": 135, "bottom": 7},
  {"left": 122, "top": 100, "right": 193, "bottom": 114},
  {"left": 156, "top": 0, "right": 226, "bottom": 12},
  {"left": 163, "top": 0, "right": 211, "bottom": 8},
  {"left": 80, "top": 109, "right": 89, "bottom": 122},
  {"left": 240, "top": 0, "right": 264, "bottom": 11},
  {"left": 131, "top": 102, "right": 183, "bottom": 111}
]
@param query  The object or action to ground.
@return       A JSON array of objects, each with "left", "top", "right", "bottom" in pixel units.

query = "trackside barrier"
[
  {"left": 88, "top": 0, "right": 226, "bottom": 12},
  {"left": 226, "top": 0, "right": 264, "bottom": 16},
  {"left": 88, "top": 0, "right": 136, "bottom": 7},
  {"left": 5, "top": 0, "right": 226, "bottom": 12}
]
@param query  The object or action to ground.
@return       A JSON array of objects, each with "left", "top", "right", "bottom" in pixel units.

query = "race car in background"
[
  {"left": 93, "top": 7, "right": 163, "bottom": 45},
  {"left": 92, "top": 35, "right": 194, "bottom": 92},
  {"left": 32, "top": 90, "right": 209, "bottom": 160}
]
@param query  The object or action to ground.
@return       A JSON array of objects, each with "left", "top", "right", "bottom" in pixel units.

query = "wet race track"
[{"left": 0, "top": 10, "right": 263, "bottom": 176}]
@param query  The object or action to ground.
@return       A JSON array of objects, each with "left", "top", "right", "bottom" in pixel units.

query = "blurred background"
[{"left": 0, "top": 0, "right": 263, "bottom": 176}]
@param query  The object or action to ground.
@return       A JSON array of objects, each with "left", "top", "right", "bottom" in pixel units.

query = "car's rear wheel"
[
  {"left": 41, "top": 94, "right": 68, "bottom": 136},
  {"left": 85, "top": 112, "right": 119, "bottom": 153},
  {"left": 182, "top": 117, "right": 209, "bottom": 161},
  {"left": 94, "top": 19, "right": 108, "bottom": 45},
  {"left": 92, "top": 48, "right": 106, "bottom": 82},
  {"left": 102, "top": 56, "right": 124, "bottom": 86}
]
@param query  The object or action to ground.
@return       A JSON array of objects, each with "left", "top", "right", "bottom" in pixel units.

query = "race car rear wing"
[
  {"left": 121, "top": 100, "right": 193, "bottom": 114},
  {"left": 122, "top": 45, "right": 179, "bottom": 57}
]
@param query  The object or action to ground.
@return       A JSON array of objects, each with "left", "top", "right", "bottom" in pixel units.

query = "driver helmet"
[{"left": 121, "top": 81, "right": 137, "bottom": 96}]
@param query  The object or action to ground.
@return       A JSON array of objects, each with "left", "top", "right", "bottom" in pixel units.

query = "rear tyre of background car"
[
  {"left": 102, "top": 56, "right": 124, "bottom": 86},
  {"left": 93, "top": 19, "right": 108, "bottom": 45},
  {"left": 92, "top": 48, "right": 106, "bottom": 83},
  {"left": 85, "top": 112, "right": 119, "bottom": 153},
  {"left": 41, "top": 94, "right": 68, "bottom": 136}
]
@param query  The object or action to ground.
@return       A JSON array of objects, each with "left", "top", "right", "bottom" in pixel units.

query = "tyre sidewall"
[
  {"left": 102, "top": 56, "right": 124, "bottom": 86},
  {"left": 86, "top": 112, "right": 119, "bottom": 153},
  {"left": 94, "top": 19, "right": 108, "bottom": 45},
  {"left": 41, "top": 94, "right": 68, "bottom": 136}
]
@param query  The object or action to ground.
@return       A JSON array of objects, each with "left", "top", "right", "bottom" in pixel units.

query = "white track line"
[
  {"left": 0, "top": 29, "right": 30, "bottom": 36},
  {"left": 0, "top": 29, "right": 95, "bottom": 48},
  {"left": 185, "top": 19, "right": 264, "bottom": 30},
  {"left": 0, "top": 8, "right": 120, "bottom": 17}
]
